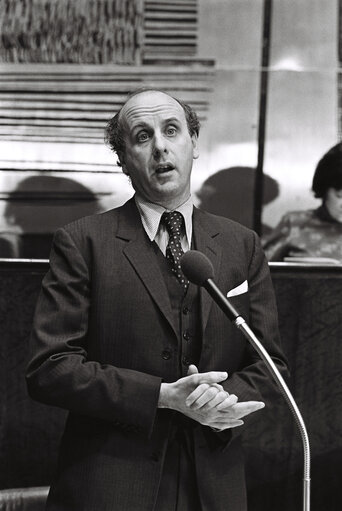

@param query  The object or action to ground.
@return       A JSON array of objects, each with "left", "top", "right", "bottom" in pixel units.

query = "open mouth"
[{"left": 155, "top": 164, "right": 175, "bottom": 174}]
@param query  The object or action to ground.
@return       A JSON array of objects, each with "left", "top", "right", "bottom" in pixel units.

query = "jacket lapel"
[
  {"left": 116, "top": 199, "right": 178, "bottom": 339},
  {"left": 115, "top": 200, "right": 223, "bottom": 339},
  {"left": 192, "top": 208, "right": 222, "bottom": 334}
]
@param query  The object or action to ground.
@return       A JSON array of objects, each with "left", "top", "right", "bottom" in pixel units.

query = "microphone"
[
  {"left": 181, "top": 250, "right": 240, "bottom": 322},
  {"left": 181, "top": 250, "right": 311, "bottom": 511}
]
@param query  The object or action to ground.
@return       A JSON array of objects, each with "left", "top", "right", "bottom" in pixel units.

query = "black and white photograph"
[{"left": 0, "top": 1, "right": 341, "bottom": 510}]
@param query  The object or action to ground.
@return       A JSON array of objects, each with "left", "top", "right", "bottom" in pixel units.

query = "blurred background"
[{"left": 0, "top": 0, "right": 340, "bottom": 257}]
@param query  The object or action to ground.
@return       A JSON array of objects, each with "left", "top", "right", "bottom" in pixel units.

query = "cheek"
[
  {"left": 331, "top": 197, "right": 342, "bottom": 208},
  {"left": 328, "top": 198, "right": 342, "bottom": 217},
  {"left": 126, "top": 148, "right": 149, "bottom": 168},
  {"left": 177, "top": 141, "right": 195, "bottom": 163}
]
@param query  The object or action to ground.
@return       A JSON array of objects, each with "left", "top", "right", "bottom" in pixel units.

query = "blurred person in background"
[{"left": 263, "top": 143, "right": 342, "bottom": 262}]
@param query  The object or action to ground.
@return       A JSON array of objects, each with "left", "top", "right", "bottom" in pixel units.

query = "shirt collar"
[{"left": 134, "top": 194, "right": 193, "bottom": 244}]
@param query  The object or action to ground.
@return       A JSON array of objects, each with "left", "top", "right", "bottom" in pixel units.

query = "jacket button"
[
  {"left": 183, "top": 331, "right": 190, "bottom": 341},
  {"left": 182, "top": 356, "right": 190, "bottom": 366},
  {"left": 182, "top": 306, "right": 190, "bottom": 315},
  {"left": 161, "top": 350, "right": 171, "bottom": 360}
]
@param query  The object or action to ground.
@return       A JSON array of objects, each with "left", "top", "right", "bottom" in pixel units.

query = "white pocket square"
[{"left": 227, "top": 280, "right": 248, "bottom": 297}]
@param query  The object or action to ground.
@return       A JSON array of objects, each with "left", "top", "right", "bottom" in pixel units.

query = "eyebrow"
[
  {"left": 130, "top": 117, "right": 181, "bottom": 133},
  {"left": 163, "top": 117, "right": 181, "bottom": 124},
  {"left": 130, "top": 121, "right": 150, "bottom": 134}
]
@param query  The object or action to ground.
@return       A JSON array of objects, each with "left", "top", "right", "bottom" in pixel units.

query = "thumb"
[
  {"left": 187, "top": 364, "right": 199, "bottom": 376},
  {"left": 195, "top": 371, "right": 228, "bottom": 385}
]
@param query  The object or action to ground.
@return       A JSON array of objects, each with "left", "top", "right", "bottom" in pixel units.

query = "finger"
[
  {"left": 216, "top": 394, "right": 238, "bottom": 410},
  {"left": 201, "top": 390, "right": 229, "bottom": 410},
  {"left": 190, "top": 371, "right": 228, "bottom": 386},
  {"left": 189, "top": 386, "right": 220, "bottom": 409},
  {"left": 233, "top": 401, "right": 265, "bottom": 419},
  {"left": 210, "top": 419, "right": 244, "bottom": 430},
  {"left": 187, "top": 364, "right": 199, "bottom": 376},
  {"left": 185, "top": 383, "right": 210, "bottom": 406},
  {"left": 186, "top": 383, "right": 224, "bottom": 408},
  {"left": 220, "top": 401, "right": 265, "bottom": 418},
  {"left": 211, "top": 383, "right": 224, "bottom": 391}
]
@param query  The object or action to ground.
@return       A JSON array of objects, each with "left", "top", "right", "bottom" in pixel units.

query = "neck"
[{"left": 137, "top": 193, "right": 191, "bottom": 211}]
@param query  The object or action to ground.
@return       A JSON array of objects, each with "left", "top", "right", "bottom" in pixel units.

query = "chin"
[{"left": 152, "top": 188, "right": 186, "bottom": 207}]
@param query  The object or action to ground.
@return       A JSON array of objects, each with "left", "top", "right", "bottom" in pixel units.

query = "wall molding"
[{"left": 0, "top": 61, "right": 215, "bottom": 144}]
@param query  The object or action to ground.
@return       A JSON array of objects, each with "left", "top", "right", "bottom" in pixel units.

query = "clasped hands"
[{"left": 158, "top": 364, "right": 265, "bottom": 431}]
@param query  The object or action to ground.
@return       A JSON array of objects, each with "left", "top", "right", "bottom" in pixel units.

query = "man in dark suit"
[{"left": 26, "top": 89, "right": 288, "bottom": 510}]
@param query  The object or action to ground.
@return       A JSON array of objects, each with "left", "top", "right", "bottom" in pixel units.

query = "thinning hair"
[{"left": 104, "top": 88, "right": 200, "bottom": 166}]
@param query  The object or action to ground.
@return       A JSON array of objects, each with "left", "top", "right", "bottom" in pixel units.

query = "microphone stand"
[{"left": 204, "top": 279, "right": 310, "bottom": 511}]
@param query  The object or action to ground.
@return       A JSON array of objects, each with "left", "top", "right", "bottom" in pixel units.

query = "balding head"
[
  {"left": 105, "top": 88, "right": 200, "bottom": 166},
  {"left": 104, "top": 87, "right": 199, "bottom": 209}
]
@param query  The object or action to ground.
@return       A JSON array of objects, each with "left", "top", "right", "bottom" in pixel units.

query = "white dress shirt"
[{"left": 134, "top": 194, "right": 193, "bottom": 256}]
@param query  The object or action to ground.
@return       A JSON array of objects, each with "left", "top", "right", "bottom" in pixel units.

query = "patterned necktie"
[{"left": 161, "top": 211, "right": 189, "bottom": 293}]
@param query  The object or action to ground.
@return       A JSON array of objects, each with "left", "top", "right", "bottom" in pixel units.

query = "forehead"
[{"left": 120, "top": 91, "right": 186, "bottom": 129}]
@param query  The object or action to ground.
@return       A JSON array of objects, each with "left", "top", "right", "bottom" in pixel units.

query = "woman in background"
[{"left": 263, "top": 143, "right": 342, "bottom": 262}]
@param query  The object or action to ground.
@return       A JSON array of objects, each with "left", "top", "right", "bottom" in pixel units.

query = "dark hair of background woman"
[{"left": 312, "top": 142, "right": 342, "bottom": 198}]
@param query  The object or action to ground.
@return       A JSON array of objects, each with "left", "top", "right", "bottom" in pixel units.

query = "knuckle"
[
  {"left": 199, "top": 383, "right": 209, "bottom": 392},
  {"left": 207, "top": 387, "right": 217, "bottom": 398}
]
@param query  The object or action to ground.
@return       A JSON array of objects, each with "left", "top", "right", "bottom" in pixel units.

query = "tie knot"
[{"left": 161, "top": 211, "right": 184, "bottom": 236}]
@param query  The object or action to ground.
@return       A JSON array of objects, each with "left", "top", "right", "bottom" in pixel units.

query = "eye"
[
  {"left": 166, "top": 126, "right": 177, "bottom": 136},
  {"left": 137, "top": 131, "right": 149, "bottom": 143}
]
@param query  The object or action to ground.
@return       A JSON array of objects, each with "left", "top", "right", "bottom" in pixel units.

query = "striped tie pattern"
[{"left": 161, "top": 211, "right": 189, "bottom": 293}]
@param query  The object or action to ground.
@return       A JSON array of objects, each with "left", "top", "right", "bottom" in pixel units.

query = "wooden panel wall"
[
  {"left": 0, "top": 0, "right": 215, "bottom": 259},
  {"left": 0, "top": 0, "right": 210, "bottom": 145},
  {"left": 0, "top": 0, "right": 200, "bottom": 65},
  {"left": 143, "top": 0, "right": 198, "bottom": 60},
  {"left": 0, "top": 0, "right": 144, "bottom": 65},
  {"left": 0, "top": 63, "right": 213, "bottom": 144},
  {"left": 1, "top": 261, "right": 341, "bottom": 511}
]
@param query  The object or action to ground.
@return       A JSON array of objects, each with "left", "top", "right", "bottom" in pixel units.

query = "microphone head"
[{"left": 180, "top": 250, "right": 214, "bottom": 286}]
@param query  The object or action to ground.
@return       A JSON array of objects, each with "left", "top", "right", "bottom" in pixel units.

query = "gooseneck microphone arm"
[
  {"left": 181, "top": 250, "right": 310, "bottom": 511},
  {"left": 203, "top": 278, "right": 241, "bottom": 322},
  {"left": 232, "top": 315, "right": 310, "bottom": 511}
]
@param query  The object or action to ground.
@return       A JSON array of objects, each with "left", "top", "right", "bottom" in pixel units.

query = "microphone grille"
[{"left": 180, "top": 250, "right": 214, "bottom": 286}]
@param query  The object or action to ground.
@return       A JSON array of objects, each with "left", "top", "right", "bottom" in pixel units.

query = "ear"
[
  {"left": 118, "top": 153, "right": 128, "bottom": 174},
  {"left": 191, "top": 134, "right": 199, "bottom": 160},
  {"left": 121, "top": 163, "right": 129, "bottom": 175}
]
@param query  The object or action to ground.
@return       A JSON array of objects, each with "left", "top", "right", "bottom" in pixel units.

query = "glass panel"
[
  {"left": 262, "top": 0, "right": 339, "bottom": 235},
  {"left": 195, "top": 0, "right": 263, "bottom": 229},
  {"left": 0, "top": 0, "right": 264, "bottom": 257}
]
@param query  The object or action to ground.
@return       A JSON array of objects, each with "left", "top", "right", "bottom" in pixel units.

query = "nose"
[{"left": 152, "top": 132, "right": 168, "bottom": 158}]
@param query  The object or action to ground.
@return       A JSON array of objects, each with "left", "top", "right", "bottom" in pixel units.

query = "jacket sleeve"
[
  {"left": 223, "top": 230, "right": 289, "bottom": 404},
  {"left": 26, "top": 226, "right": 162, "bottom": 438},
  {"left": 210, "top": 230, "right": 290, "bottom": 445}
]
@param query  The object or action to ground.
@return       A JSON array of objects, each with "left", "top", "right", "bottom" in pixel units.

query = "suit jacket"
[{"left": 26, "top": 197, "right": 288, "bottom": 511}]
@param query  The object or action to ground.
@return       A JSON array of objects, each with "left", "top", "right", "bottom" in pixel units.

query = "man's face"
[{"left": 119, "top": 91, "right": 199, "bottom": 208}]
